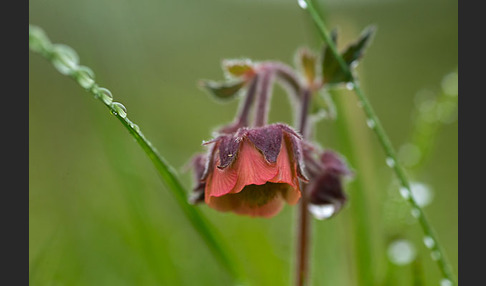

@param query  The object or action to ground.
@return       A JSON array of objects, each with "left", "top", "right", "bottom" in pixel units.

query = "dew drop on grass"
[
  {"left": 431, "top": 250, "right": 441, "bottom": 261},
  {"left": 297, "top": 0, "right": 308, "bottom": 9},
  {"left": 345, "top": 82, "right": 354, "bottom": 90},
  {"left": 399, "top": 186, "right": 411, "bottom": 200},
  {"left": 99, "top": 88, "right": 113, "bottom": 105},
  {"left": 366, "top": 119, "right": 376, "bottom": 129},
  {"left": 112, "top": 102, "right": 127, "bottom": 118},
  {"left": 411, "top": 208, "right": 420, "bottom": 218},
  {"left": 440, "top": 278, "right": 453, "bottom": 286},
  {"left": 423, "top": 236, "right": 435, "bottom": 249},
  {"left": 441, "top": 72, "right": 458, "bottom": 97},
  {"left": 52, "top": 44, "right": 79, "bottom": 75},
  {"left": 387, "top": 239, "right": 416, "bottom": 265},
  {"left": 398, "top": 143, "right": 422, "bottom": 168},
  {"left": 308, "top": 204, "right": 335, "bottom": 220},
  {"left": 411, "top": 182, "right": 433, "bottom": 207},
  {"left": 130, "top": 122, "right": 140, "bottom": 133},
  {"left": 386, "top": 157, "right": 396, "bottom": 168},
  {"left": 75, "top": 66, "right": 95, "bottom": 89}
]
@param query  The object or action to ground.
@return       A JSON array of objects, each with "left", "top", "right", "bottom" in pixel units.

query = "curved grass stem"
[
  {"left": 302, "top": 1, "right": 456, "bottom": 284},
  {"left": 29, "top": 24, "right": 245, "bottom": 285}
]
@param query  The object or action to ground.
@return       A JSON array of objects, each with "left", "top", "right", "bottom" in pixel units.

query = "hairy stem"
[
  {"left": 237, "top": 75, "right": 260, "bottom": 127},
  {"left": 254, "top": 70, "right": 275, "bottom": 127},
  {"left": 302, "top": 0, "right": 456, "bottom": 284},
  {"left": 295, "top": 88, "right": 312, "bottom": 286}
]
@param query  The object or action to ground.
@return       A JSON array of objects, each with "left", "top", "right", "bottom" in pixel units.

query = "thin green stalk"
[
  {"left": 29, "top": 25, "right": 245, "bottom": 284},
  {"left": 302, "top": 0, "right": 456, "bottom": 284}
]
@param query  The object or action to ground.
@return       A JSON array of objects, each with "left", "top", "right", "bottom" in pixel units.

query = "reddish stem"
[
  {"left": 295, "top": 88, "right": 312, "bottom": 286},
  {"left": 254, "top": 70, "right": 274, "bottom": 127}
]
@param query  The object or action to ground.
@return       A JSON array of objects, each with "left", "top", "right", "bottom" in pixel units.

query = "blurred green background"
[{"left": 29, "top": 0, "right": 457, "bottom": 285}]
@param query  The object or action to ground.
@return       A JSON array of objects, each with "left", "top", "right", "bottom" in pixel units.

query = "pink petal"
[
  {"left": 204, "top": 161, "right": 238, "bottom": 202},
  {"left": 269, "top": 136, "right": 297, "bottom": 189},
  {"left": 230, "top": 139, "right": 278, "bottom": 194}
]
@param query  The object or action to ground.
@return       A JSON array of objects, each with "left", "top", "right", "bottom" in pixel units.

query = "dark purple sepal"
[
  {"left": 247, "top": 125, "right": 283, "bottom": 164},
  {"left": 217, "top": 135, "right": 242, "bottom": 169},
  {"left": 189, "top": 154, "right": 208, "bottom": 204},
  {"left": 288, "top": 134, "right": 309, "bottom": 181},
  {"left": 321, "top": 151, "right": 352, "bottom": 176},
  {"left": 200, "top": 142, "right": 217, "bottom": 181}
]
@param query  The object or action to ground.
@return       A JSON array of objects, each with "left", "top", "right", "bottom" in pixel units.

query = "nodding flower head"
[
  {"left": 194, "top": 123, "right": 307, "bottom": 218},
  {"left": 305, "top": 149, "right": 352, "bottom": 220}
]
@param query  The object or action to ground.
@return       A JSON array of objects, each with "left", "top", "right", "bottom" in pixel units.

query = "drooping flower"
[
  {"left": 197, "top": 123, "right": 307, "bottom": 218},
  {"left": 305, "top": 149, "right": 352, "bottom": 220}
]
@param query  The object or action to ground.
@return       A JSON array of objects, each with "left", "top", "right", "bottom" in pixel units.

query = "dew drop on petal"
[
  {"left": 387, "top": 239, "right": 416, "bottom": 265},
  {"left": 308, "top": 204, "right": 335, "bottom": 220}
]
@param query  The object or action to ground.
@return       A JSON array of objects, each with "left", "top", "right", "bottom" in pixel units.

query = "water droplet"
[
  {"left": 98, "top": 88, "right": 113, "bottom": 105},
  {"left": 387, "top": 239, "right": 416, "bottom": 265},
  {"left": 386, "top": 157, "right": 396, "bottom": 168},
  {"left": 74, "top": 66, "right": 95, "bottom": 89},
  {"left": 130, "top": 122, "right": 140, "bottom": 133},
  {"left": 366, "top": 119, "right": 376, "bottom": 129},
  {"left": 431, "top": 250, "right": 441, "bottom": 261},
  {"left": 350, "top": 61, "right": 359, "bottom": 69},
  {"left": 441, "top": 72, "right": 458, "bottom": 96},
  {"left": 112, "top": 102, "right": 127, "bottom": 118},
  {"left": 436, "top": 101, "right": 457, "bottom": 124},
  {"left": 398, "top": 143, "right": 422, "bottom": 168},
  {"left": 308, "top": 204, "right": 335, "bottom": 220},
  {"left": 411, "top": 182, "right": 433, "bottom": 207},
  {"left": 29, "top": 25, "right": 52, "bottom": 53},
  {"left": 440, "top": 278, "right": 453, "bottom": 286},
  {"left": 345, "top": 82, "right": 354, "bottom": 90},
  {"left": 399, "top": 187, "right": 411, "bottom": 200},
  {"left": 411, "top": 208, "right": 420, "bottom": 218},
  {"left": 52, "top": 44, "right": 79, "bottom": 75},
  {"left": 423, "top": 236, "right": 435, "bottom": 249},
  {"left": 297, "top": 0, "right": 308, "bottom": 9}
]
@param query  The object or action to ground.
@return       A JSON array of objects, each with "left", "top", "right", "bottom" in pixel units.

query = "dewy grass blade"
[
  {"left": 300, "top": 1, "right": 456, "bottom": 284},
  {"left": 29, "top": 24, "right": 245, "bottom": 284}
]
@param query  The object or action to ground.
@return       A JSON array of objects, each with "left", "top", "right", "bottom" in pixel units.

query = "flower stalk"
[{"left": 301, "top": 0, "right": 456, "bottom": 284}]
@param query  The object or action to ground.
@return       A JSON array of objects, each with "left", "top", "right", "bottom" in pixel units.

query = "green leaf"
[
  {"left": 341, "top": 25, "right": 376, "bottom": 68},
  {"left": 199, "top": 79, "right": 246, "bottom": 101},
  {"left": 222, "top": 59, "right": 254, "bottom": 78},
  {"left": 322, "top": 29, "right": 348, "bottom": 84},
  {"left": 296, "top": 48, "right": 317, "bottom": 85},
  {"left": 322, "top": 26, "right": 375, "bottom": 85}
]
